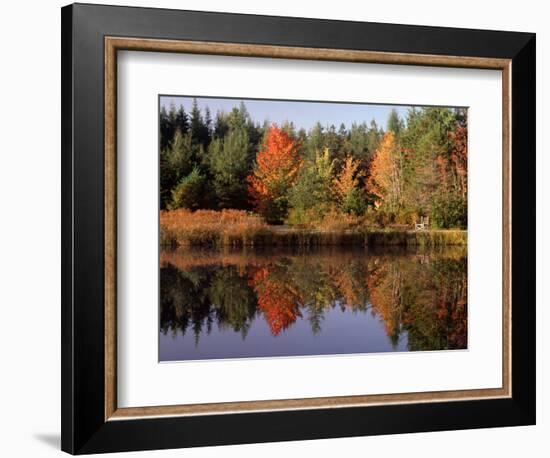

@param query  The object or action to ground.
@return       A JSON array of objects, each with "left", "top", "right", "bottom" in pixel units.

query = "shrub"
[
  {"left": 168, "top": 167, "right": 205, "bottom": 210},
  {"left": 368, "top": 209, "right": 395, "bottom": 227},
  {"left": 160, "top": 209, "right": 267, "bottom": 246},
  {"left": 361, "top": 208, "right": 380, "bottom": 227},
  {"left": 431, "top": 193, "right": 467, "bottom": 229},
  {"left": 341, "top": 188, "right": 367, "bottom": 216},
  {"left": 395, "top": 209, "right": 417, "bottom": 226},
  {"left": 318, "top": 207, "right": 362, "bottom": 231}
]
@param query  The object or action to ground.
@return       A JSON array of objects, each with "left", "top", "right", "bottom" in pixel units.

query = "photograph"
[
  {"left": 54, "top": 3, "right": 537, "bottom": 455},
  {"left": 159, "top": 96, "right": 468, "bottom": 361}
]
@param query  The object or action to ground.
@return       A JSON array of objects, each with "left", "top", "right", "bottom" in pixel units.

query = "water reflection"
[{"left": 160, "top": 246, "right": 467, "bottom": 361}]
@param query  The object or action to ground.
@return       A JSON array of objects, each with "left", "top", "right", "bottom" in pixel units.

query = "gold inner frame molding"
[{"left": 104, "top": 36, "right": 512, "bottom": 421}]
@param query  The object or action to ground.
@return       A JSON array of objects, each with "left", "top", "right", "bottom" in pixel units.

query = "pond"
[{"left": 159, "top": 246, "right": 467, "bottom": 361}]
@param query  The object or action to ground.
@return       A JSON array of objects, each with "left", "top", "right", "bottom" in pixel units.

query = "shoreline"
[{"left": 160, "top": 225, "right": 467, "bottom": 248}]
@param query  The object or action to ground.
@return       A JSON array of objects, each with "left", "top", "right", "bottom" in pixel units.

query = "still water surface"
[{"left": 160, "top": 246, "right": 467, "bottom": 361}]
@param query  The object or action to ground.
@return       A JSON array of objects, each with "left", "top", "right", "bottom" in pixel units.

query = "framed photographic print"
[{"left": 61, "top": 3, "right": 536, "bottom": 454}]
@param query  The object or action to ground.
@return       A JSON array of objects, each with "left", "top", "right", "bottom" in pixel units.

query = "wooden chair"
[{"left": 415, "top": 216, "right": 429, "bottom": 231}]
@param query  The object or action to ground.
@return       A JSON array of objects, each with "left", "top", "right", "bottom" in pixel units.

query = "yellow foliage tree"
[
  {"left": 332, "top": 156, "right": 366, "bottom": 215},
  {"left": 367, "top": 132, "right": 403, "bottom": 212}
]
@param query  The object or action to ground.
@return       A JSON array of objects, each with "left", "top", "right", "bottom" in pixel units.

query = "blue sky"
[{"left": 160, "top": 95, "right": 413, "bottom": 132}]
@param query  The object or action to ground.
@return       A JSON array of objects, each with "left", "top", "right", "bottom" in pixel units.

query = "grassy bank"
[{"left": 160, "top": 209, "right": 466, "bottom": 248}]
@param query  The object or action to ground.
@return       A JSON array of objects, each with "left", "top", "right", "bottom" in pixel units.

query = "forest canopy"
[{"left": 160, "top": 98, "right": 467, "bottom": 229}]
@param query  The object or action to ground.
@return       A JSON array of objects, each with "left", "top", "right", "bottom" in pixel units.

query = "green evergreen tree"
[
  {"left": 204, "top": 106, "right": 212, "bottom": 136},
  {"left": 281, "top": 120, "right": 297, "bottom": 138},
  {"left": 190, "top": 98, "right": 210, "bottom": 147},
  {"left": 305, "top": 122, "right": 324, "bottom": 161},
  {"left": 345, "top": 122, "right": 371, "bottom": 164},
  {"left": 168, "top": 166, "right": 206, "bottom": 210},
  {"left": 160, "top": 130, "right": 195, "bottom": 209},
  {"left": 175, "top": 105, "right": 189, "bottom": 134},
  {"left": 214, "top": 111, "right": 229, "bottom": 139},
  {"left": 366, "top": 120, "right": 382, "bottom": 157},
  {"left": 207, "top": 128, "right": 251, "bottom": 209},
  {"left": 387, "top": 109, "right": 405, "bottom": 137},
  {"left": 324, "top": 124, "right": 341, "bottom": 162},
  {"left": 398, "top": 107, "right": 466, "bottom": 223},
  {"left": 159, "top": 105, "right": 171, "bottom": 150}
]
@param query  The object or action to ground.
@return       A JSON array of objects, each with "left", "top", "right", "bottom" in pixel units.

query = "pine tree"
[
  {"left": 160, "top": 130, "right": 195, "bottom": 208},
  {"left": 168, "top": 166, "right": 205, "bottom": 210},
  {"left": 159, "top": 105, "right": 172, "bottom": 150},
  {"left": 345, "top": 122, "right": 371, "bottom": 165},
  {"left": 305, "top": 122, "right": 324, "bottom": 161},
  {"left": 207, "top": 128, "right": 250, "bottom": 209},
  {"left": 214, "top": 111, "right": 229, "bottom": 139},
  {"left": 190, "top": 98, "right": 209, "bottom": 147},
  {"left": 175, "top": 105, "right": 189, "bottom": 134},
  {"left": 387, "top": 109, "right": 404, "bottom": 137},
  {"left": 204, "top": 107, "right": 212, "bottom": 137}
]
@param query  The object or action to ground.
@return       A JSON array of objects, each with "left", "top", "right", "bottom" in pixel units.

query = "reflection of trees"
[
  {"left": 367, "top": 255, "right": 467, "bottom": 351},
  {"left": 402, "top": 258, "right": 467, "bottom": 351},
  {"left": 367, "top": 263, "right": 404, "bottom": 348},
  {"left": 160, "top": 247, "right": 467, "bottom": 350},
  {"left": 249, "top": 266, "right": 302, "bottom": 336},
  {"left": 206, "top": 268, "right": 257, "bottom": 338},
  {"left": 160, "top": 265, "right": 256, "bottom": 343}
]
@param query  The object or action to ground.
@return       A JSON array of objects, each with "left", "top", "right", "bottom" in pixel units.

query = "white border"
[{"left": 117, "top": 51, "right": 502, "bottom": 408}]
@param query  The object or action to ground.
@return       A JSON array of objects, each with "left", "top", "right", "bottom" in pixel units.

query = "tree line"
[{"left": 160, "top": 99, "right": 467, "bottom": 228}]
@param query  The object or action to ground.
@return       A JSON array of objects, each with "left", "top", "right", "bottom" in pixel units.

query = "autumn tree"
[
  {"left": 159, "top": 99, "right": 468, "bottom": 229},
  {"left": 287, "top": 148, "right": 335, "bottom": 224},
  {"left": 367, "top": 132, "right": 404, "bottom": 214},
  {"left": 247, "top": 125, "right": 302, "bottom": 223},
  {"left": 333, "top": 155, "right": 366, "bottom": 215}
]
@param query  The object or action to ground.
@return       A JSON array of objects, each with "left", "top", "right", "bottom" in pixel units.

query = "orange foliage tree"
[
  {"left": 248, "top": 267, "right": 302, "bottom": 336},
  {"left": 247, "top": 125, "right": 302, "bottom": 223},
  {"left": 367, "top": 132, "right": 404, "bottom": 213}
]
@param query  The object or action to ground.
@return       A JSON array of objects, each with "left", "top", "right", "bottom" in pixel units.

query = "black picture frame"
[{"left": 61, "top": 3, "right": 535, "bottom": 454}]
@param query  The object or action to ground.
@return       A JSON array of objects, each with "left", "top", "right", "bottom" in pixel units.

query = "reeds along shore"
[{"left": 160, "top": 209, "right": 467, "bottom": 248}]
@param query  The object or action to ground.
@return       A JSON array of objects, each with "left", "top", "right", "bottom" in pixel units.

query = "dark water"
[{"left": 159, "top": 246, "right": 467, "bottom": 361}]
